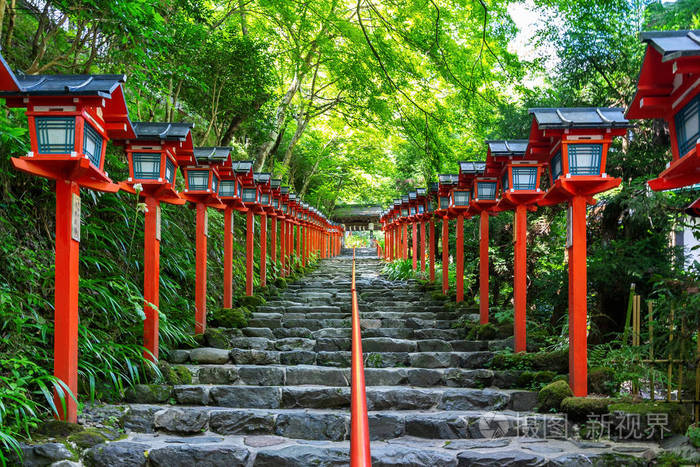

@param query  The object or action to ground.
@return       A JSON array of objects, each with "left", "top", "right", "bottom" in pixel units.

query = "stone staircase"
[{"left": 74, "top": 253, "right": 660, "bottom": 466}]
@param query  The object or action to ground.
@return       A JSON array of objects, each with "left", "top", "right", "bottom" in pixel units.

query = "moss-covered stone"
[
  {"left": 210, "top": 307, "right": 250, "bottom": 329},
  {"left": 430, "top": 291, "right": 448, "bottom": 301},
  {"left": 588, "top": 366, "right": 619, "bottom": 395},
  {"left": 515, "top": 370, "right": 557, "bottom": 389},
  {"left": 67, "top": 428, "right": 108, "bottom": 449},
  {"left": 466, "top": 323, "right": 499, "bottom": 340},
  {"left": 538, "top": 380, "right": 573, "bottom": 412},
  {"left": 530, "top": 349, "right": 569, "bottom": 373},
  {"left": 495, "top": 322, "right": 514, "bottom": 338},
  {"left": 36, "top": 420, "right": 84, "bottom": 438},
  {"left": 274, "top": 277, "right": 288, "bottom": 289},
  {"left": 204, "top": 328, "right": 230, "bottom": 348},
  {"left": 608, "top": 401, "right": 692, "bottom": 434},
  {"left": 561, "top": 396, "right": 612, "bottom": 421},
  {"left": 239, "top": 295, "right": 266, "bottom": 308},
  {"left": 124, "top": 384, "right": 172, "bottom": 403},
  {"left": 167, "top": 365, "right": 192, "bottom": 385}
]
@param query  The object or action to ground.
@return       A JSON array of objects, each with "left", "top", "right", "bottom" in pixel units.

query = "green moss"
[
  {"left": 515, "top": 370, "right": 557, "bottom": 389},
  {"left": 537, "top": 380, "right": 573, "bottom": 412},
  {"left": 124, "top": 384, "right": 172, "bottom": 403},
  {"left": 274, "top": 277, "right": 287, "bottom": 289},
  {"left": 608, "top": 401, "right": 692, "bottom": 434},
  {"left": 466, "top": 323, "right": 498, "bottom": 340},
  {"left": 239, "top": 295, "right": 266, "bottom": 308},
  {"left": 530, "top": 349, "right": 568, "bottom": 373},
  {"left": 210, "top": 307, "right": 251, "bottom": 328},
  {"left": 430, "top": 290, "right": 448, "bottom": 301},
  {"left": 561, "top": 396, "right": 612, "bottom": 421},
  {"left": 687, "top": 426, "right": 700, "bottom": 448},
  {"left": 366, "top": 354, "right": 383, "bottom": 368},
  {"left": 67, "top": 428, "right": 108, "bottom": 449},
  {"left": 170, "top": 365, "right": 192, "bottom": 385},
  {"left": 36, "top": 420, "right": 84, "bottom": 438},
  {"left": 204, "top": 328, "right": 230, "bottom": 348}
]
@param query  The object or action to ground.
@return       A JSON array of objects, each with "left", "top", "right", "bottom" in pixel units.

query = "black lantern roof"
[
  {"left": 194, "top": 147, "right": 231, "bottom": 164},
  {"left": 231, "top": 160, "right": 253, "bottom": 173},
  {"left": 253, "top": 172, "right": 271, "bottom": 184},
  {"left": 270, "top": 179, "right": 282, "bottom": 189},
  {"left": 438, "top": 174, "right": 460, "bottom": 185},
  {"left": 280, "top": 186, "right": 290, "bottom": 195},
  {"left": 458, "top": 162, "right": 486, "bottom": 174},
  {"left": 486, "top": 140, "right": 528, "bottom": 156},
  {"left": 132, "top": 122, "right": 193, "bottom": 141},
  {"left": 401, "top": 195, "right": 409, "bottom": 203},
  {"left": 0, "top": 71, "right": 127, "bottom": 97},
  {"left": 640, "top": 30, "right": 700, "bottom": 61},
  {"left": 529, "top": 108, "right": 630, "bottom": 129}
]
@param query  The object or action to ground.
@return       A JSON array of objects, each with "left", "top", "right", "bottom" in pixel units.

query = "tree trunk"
[
  {"left": 0, "top": 0, "right": 7, "bottom": 43},
  {"left": 239, "top": 0, "right": 248, "bottom": 35},
  {"left": 3, "top": 0, "right": 14, "bottom": 50},
  {"left": 281, "top": 113, "right": 309, "bottom": 170}
]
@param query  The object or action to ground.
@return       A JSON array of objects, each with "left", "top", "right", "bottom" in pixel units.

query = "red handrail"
[{"left": 350, "top": 247, "right": 371, "bottom": 466}]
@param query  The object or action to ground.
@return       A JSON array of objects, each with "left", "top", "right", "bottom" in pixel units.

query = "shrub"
[
  {"left": 210, "top": 307, "right": 251, "bottom": 328},
  {"left": 561, "top": 396, "right": 612, "bottom": 421},
  {"left": 588, "top": 367, "right": 620, "bottom": 395}
]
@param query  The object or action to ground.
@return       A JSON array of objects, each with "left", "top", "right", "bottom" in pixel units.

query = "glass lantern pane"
[
  {"left": 35, "top": 117, "right": 75, "bottom": 154},
  {"left": 83, "top": 123, "right": 103, "bottom": 168},
  {"left": 418, "top": 205, "right": 425, "bottom": 213},
  {"left": 501, "top": 172, "right": 509, "bottom": 191},
  {"left": 242, "top": 188, "right": 257, "bottom": 202},
  {"left": 219, "top": 180, "right": 235, "bottom": 197},
  {"left": 410, "top": 206, "right": 416, "bottom": 215},
  {"left": 439, "top": 196, "right": 449, "bottom": 209},
  {"left": 568, "top": 144, "right": 602, "bottom": 175},
  {"left": 165, "top": 157, "right": 176, "bottom": 184},
  {"left": 282, "top": 203, "right": 288, "bottom": 212},
  {"left": 133, "top": 153, "right": 161, "bottom": 180},
  {"left": 273, "top": 199, "right": 279, "bottom": 208},
  {"left": 477, "top": 182, "right": 497, "bottom": 200},
  {"left": 675, "top": 94, "right": 700, "bottom": 157},
  {"left": 237, "top": 184, "right": 241, "bottom": 197},
  {"left": 454, "top": 190, "right": 470, "bottom": 206},
  {"left": 261, "top": 194, "right": 270, "bottom": 205},
  {"left": 211, "top": 175, "right": 219, "bottom": 193},
  {"left": 551, "top": 151, "right": 563, "bottom": 180},
  {"left": 188, "top": 170, "right": 209, "bottom": 191},
  {"left": 401, "top": 208, "right": 408, "bottom": 216},
  {"left": 512, "top": 167, "right": 538, "bottom": 190}
]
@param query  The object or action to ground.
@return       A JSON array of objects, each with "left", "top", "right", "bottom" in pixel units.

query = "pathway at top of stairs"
[{"left": 62, "top": 251, "right": 661, "bottom": 466}]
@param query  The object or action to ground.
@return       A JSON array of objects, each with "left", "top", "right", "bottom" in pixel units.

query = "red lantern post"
[
  {"left": 437, "top": 174, "right": 459, "bottom": 294},
  {"left": 238, "top": 169, "right": 263, "bottom": 296},
  {"left": 254, "top": 173, "right": 272, "bottom": 288},
  {"left": 528, "top": 107, "right": 630, "bottom": 396},
  {"left": 1, "top": 58, "right": 134, "bottom": 422},
  {"left": 117, "top": 122, "right": 195, "bottom": 360},
  {"left": 182, "top": 147, "right": 230, "bottom": 334}
]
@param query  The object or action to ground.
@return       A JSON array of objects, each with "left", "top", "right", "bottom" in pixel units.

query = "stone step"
[
  {"left": 91, "top": 404, "right": 563, "bottom": 441},
  {"left": 250, "top": 311, "right": 460, "bottom": 321},
  {"left": 172, "top": 348, "right": 494, "bottom": 369},
  {"left": 182, "top": 364, "right": 500, "bottom": 388},
  {"left": 247, "top": 318, "right": 456, "bottom": 329},
  {"left": 136, "top": 385, "right": 523, "bottom": 412},
  {"left": 78, "top": 432, "right": 659, "bottom": 467}
]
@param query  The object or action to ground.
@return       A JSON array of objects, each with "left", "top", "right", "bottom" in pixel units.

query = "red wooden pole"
[
  {"left": 403, "top": 224, "right": 408, "bottom": 260},
  {"left": 271, "top": 216, "right": 277, "bottom": 271},
  {"left": 420, "top": 220, "right": 426, "bottom": 273},
  {"left": 245, "top": 209, "right": 254, "bottom": 296},
  {"left": 280, "top": 219, "right": 286, "bottom": 277},
  {"left": 223, "top": 206, "right": 233, "bottom": 309},
  {"left": 296, "top": 223, "right": 301, "bottom": 261},
  {"left": 54, "top": 179, "right": 80, "bottom": 422},
  {"left": 429, "top": 219, "right": 436, "bottom": 282},
  {"left": 442, "top": 217, "right": 449, "bottom": 294},
  {"left": 260, "top": 213, "right": 267, "bottom": 288},
  {"left": 569, "top": 195, "right": 588, "bottom": 396},
  {"left": 195, "top": 202, "right": 207, "bottom": 334},
  {"left": 456, "top": 214, "right": 464, "bottom": 303},
  {"left": 412, "top": 222, "right": 418, "bottom": 270},
  {"left": 143, "top": 196, "right": 160, "bottom": 361},
  {"left": 479, "top": 211, "right": 490, "bottom": 324},
  {"left": 513, "top": 204, "right": 527, "bottom": 353},
  {"left": 302, "top": 226, "right": 307, "bottom": 266}
]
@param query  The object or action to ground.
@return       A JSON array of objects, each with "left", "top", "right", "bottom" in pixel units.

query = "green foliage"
[
  {"left": 210, "top": 307, "right": 251, "bottom": 329},
  {"left": 560, "top": 396, "right": 612, "bottom": 422},
  {"left": 381, "top": 259, "right": 417, "bottom": 281},
  {"left": 490, "top": 349, "right": 569, "bottom": 374},
  {"left": 587, "top": 367, "right": 620, "bottom": 396},
  {"left": 687, "top": 426, "right": 700, "bottom": 448}
]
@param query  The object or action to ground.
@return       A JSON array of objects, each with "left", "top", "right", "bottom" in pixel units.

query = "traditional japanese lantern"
[
  {"left": 626, "top": 30, "right": 700, "bottom": 214},
  {"left": 408, "top": 191, "right": 420, "bottom": 270},
  {"left": 218, "top": 160, "right": 252, "bottom": 308},
  {"left": 428, "top": 182, "right": 439, "bottom": 281},
  {"left": 415, "top": 188, "right": 430, "bottom": 273},
  {"left": 527, "top": 107, "right": 630, "bottom": 396},
  {"left": 269, "top": 179, "right": 282, "bottom": 269},
  {"left": 254, "top": 173, "right": 272, "bottom": 287},
  {"left": 118, "top": 122, "right": 195, "bottom": 361},
  {"left": 279, "top": 186, "right": 290, "bottom": 275},
  {"left": 0, "top": 55, "right": 134, "bottom": 422},
  {"left": 451, "top": 163, "right": 482, "bottom": 303},
  {"left": 182, "top": 147, "right": 231, "bottom": 334},
  {"left": 469, "top": 142, "right": 522, "bottom": 325},
  {"left": 437, "top": 174, "right": 459, "bottom": 293}
]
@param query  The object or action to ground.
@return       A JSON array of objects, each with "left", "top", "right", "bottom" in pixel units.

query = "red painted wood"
[
  {"left": 412, "top": 222, "right": 418, "bottom": 270},
  {"left": 296, "top": 224, "right": 301, "bottom": 260},
  {"left": 456, "top": 214, "right": 464, "bottom": 303},
  {"left": 442, "top": 217, "right": 449, "bottom": 294},
  {"left": 514, "top": 204, "right": 527, "bottom": 353},
  {"left": 54, "top": 179, "right": 80, "bottom": 422},
  {"left": 429, "top": 220, "right": 436, "bottom": 282},
  {"left": 245, "top": 209, "right": 254, "bottom": 296},
  {"left": 420, "top": 221, "right": 426, "bottom": 273},
  {"left": 195, "top": 202, "right": 207, "bottom": 334},
  {"left": 260, "top": 213, "right": 267, "bottom": 287},
  {"left": 271, "top": 216, "right": 277, "bottom": 273},
  {"left": 280, "top": 220, "right": 286, "bottom": 276},
  {"left": 143, "top": 196, "right": 160, "bottom": 361},
  {"left": 223, "top": 207, "right": 233, "bottom": 309},
  {"left": 479, "top": 211, "right": 490, "bottom": 324},
  {"left": 403, "top": 224, "right": 408, "bottom": 260},
  {"left": 569, "top": 195, "right": 588, "bottom": 396}
]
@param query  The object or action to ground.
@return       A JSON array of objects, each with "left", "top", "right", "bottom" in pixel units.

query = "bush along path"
[{"left": 18, "top": 251, "right": 669, "bottom": 466}]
